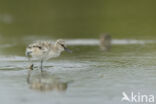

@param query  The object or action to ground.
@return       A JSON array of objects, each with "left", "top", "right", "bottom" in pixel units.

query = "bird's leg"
[
  {"left": 40, "top": 59, "right": 43, "bottom": 72},
  {"left": 28, "top": 57, "right": 34, "bottom": 70},
  {"left": 27, "top": 67, "right": 32, "bottom": 84}
]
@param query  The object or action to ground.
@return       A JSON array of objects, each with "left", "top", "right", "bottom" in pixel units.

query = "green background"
[{"left": 0, "top": 0, "right": 156, "bottom": 39}]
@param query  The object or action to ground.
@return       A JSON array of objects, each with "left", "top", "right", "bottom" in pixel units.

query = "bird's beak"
[
  {"left": 62, "top": 45, "right": 72, "bottom": 53},
  {"left": 64, "top": 47, "right": 72, "bottom": 53}
]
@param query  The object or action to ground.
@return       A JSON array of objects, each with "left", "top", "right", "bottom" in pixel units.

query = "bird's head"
[{"left": 55, "top": 39, "right": 72, "bottom": 53}]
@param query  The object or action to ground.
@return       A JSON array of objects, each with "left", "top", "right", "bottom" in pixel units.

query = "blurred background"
[
  {"left": 0, "top": 0, "right": 156, "bottom": 40},
  {"left": 0, "top": 1, "right": 156, "bottom": 104}
]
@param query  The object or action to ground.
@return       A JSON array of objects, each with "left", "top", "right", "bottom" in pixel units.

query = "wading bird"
[
  {"left": 26, "top": 39, "right": 72, "bottom": 72},
  {"left": 99, "top": 33, "right": 111, "bottom": 51}
]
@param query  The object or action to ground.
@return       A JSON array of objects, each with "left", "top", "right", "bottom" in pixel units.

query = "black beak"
[{"left": 62, "top": 45, "right": 72, "bottom": 53}]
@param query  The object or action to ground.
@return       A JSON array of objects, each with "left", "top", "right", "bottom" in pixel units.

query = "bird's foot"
[
  {"left": 40, "top": 66, "right": 43, "bottom": 72},
  {"left": 28, "top": 64, "right": 34, "bottom": 70}
]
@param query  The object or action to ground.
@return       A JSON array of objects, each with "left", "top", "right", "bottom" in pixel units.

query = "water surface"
[{"left": 0, "top": 38, "right": 155, "bottom": 104}]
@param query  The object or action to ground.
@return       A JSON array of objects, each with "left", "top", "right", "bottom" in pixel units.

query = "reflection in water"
[
  {"left": 99, "top": 33, "right": 112, "bottom": 51},
  {"left": 27, "top": 69, "right": 68, "bottom": 92}
]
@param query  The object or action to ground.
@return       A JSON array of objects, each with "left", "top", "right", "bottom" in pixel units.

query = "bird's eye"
[
  {"left": 61, "top": 44, "right": 65, "bottom": 47},
  {"left": 37, "top": 46, "right": 42, "bottom": 49}
]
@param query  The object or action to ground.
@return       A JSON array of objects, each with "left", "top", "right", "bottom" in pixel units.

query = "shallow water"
[
  {"left": 0, "top": 1, "right": 156, "bottom": 103},
  {"left": 0, "top": 38, "right": 155, "bottom": 104}
]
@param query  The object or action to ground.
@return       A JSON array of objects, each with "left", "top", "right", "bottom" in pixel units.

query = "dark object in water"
[
  {"left": 29, "top": 64, "right": 34, "bottom": 70},
  {"left": 99, "top": 33, "right": 111, "bottom": 51}
]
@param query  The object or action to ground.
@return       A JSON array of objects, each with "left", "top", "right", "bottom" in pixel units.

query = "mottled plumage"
[{"left": 26, "top": 39, "right": 72, "bottom": 71}]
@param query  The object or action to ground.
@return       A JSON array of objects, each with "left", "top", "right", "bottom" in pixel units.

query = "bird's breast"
[{"left": 47, "top": 51, "right": 60, "bottom": 59}]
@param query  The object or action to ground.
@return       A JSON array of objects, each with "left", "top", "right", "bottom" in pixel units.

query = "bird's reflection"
[{"left": 27, "top": 69, "right": 68, "bottom": 92}]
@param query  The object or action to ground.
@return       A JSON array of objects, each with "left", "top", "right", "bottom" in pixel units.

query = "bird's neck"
[{"left": 54, "top": 44, "right": 62, "bottom": 53}]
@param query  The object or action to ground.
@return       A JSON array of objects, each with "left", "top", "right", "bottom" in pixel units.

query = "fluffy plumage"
[{"left": 26, "top": 39, "right": 71, "bottom": 71}]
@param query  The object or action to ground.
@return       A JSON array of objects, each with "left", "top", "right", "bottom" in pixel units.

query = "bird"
[
  {"left": 25, "top": 39, "right": 72, "bottom": 72},
  {"left": 99, "top": 33, "right": 111, "bottom": 51}
]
